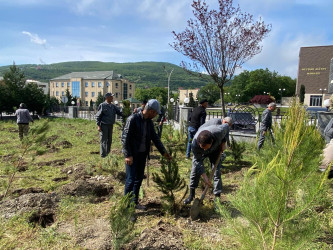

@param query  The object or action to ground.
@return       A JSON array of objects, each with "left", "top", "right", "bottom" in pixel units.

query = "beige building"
[
  {"left": 50, "top": 71, "right": 135, "bottom": 106},
  {"left": 178, "top": 89, "right": 199, "bottom": 104}
]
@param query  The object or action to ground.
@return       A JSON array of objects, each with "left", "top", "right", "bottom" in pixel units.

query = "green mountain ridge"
[{"left": 0, "top": 61, "right": 212, "bottom": 90}]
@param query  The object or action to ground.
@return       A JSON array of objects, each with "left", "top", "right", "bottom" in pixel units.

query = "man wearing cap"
[
  {"left": 257, "top": 102, "right": 276, "bottom": 150},
  {"left": 122, "top": 99, "right": 171, "bottom": 210},
  {"left": 15, "top": 103, "right": 34, "bottom": 140},
  {"left": 184, "top": 117, "right": 233, "bottom": 204},
  {"left": 186, "top": 99, "right": 208, "bottom": 159},
  {"left": 96, "top": 92, "right": 123, "bottom": 158}
]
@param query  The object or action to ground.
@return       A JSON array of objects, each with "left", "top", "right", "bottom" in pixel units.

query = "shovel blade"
[{"left": 190, "top": 198, "right": 201, "bottom": 220}]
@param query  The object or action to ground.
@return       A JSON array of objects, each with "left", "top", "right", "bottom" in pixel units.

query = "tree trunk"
[{"left": 219, "top": 87, "right": 226, "bottom": 117}]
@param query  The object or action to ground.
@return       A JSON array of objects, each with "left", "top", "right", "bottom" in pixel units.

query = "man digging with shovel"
[{"left": 184, "top": 117, "right": 232, "bottom": 219}]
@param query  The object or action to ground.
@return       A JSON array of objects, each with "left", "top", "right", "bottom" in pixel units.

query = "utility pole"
[{"left": 164, "top": 66, "right": 174, "bottom": 105}]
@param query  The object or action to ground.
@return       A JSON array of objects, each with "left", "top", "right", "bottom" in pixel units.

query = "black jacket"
[
  {"left": 122, "top": 112, "right": 166, "bottom": 158},
  {"left": 188, "top": 106, "right": 207, "bottom": 129}
]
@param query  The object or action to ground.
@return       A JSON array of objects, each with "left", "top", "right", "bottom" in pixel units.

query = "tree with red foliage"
[
  {"left": 250, "top": 95, "right": 274, "bottom": 105},
  {"left": 171, "top": 0, "right": 271, "bottom": 116}
]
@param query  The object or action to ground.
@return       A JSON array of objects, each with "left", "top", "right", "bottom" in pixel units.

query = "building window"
[
  {"left": 85, "top": 82, "right": 88, "bottom": 87},
  {"left": 309, "top": 95, "right": 322, "bottom": 106},
  {"left": 56, "top": 91, "right": 59, "bottom": 96},
  {"left": 98, "top": 91, "right": 101, "bottom": 96},
  {"left": 61, "top": 91, "right": 65, "bottom": 96},
  {"left": 67, "top": 82, "right": 70, "bottom": 87},
  {"left": 129, "top": 84, "right": 132, "bottom": 90},
  {"left": 56, "top": 82, "right": 59, "bottom": 87},
  {"left": 53, "top": 83, "right": 54, "bottom": 88},
  {"left": 85, "top": 92, "right": 88, "bottom": 97},
  {"left": 123, "top": 83, "right": 128, "bottom": 99},
  {"left": 72, "top": 81, "right": 81, "bottom": 98},
  {"left": 85, "top": 101, "right": 88, "bottom": 106},
  {"left": 92, "top": 92, "right": 95, "bottom": 97},
  {"left": 98, "top": 82, "right": 102, "bottom": 87},
  {"left": 92, "top": 82, "right": 95, "bottom": 87},
  {"left": 53, "top": 91, "right": 54, "bottom": 96},
  {"left": 106, "top": 82, "right": 110, "bottom": 87},
  {"left": 61, "top": 82, "right": 64, "bottom": 87},
  {"left": 115, "top": 93, "right": 118, "bottom": 98},
  {"left": 116, "top": 82, "right": 118, "bottom": 88},
  {"left": 129, "top": 93, "right": 132, "bottom": 97}
]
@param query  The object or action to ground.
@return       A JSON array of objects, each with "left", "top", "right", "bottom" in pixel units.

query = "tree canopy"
[
  {"left": 171, "top": 0, "right": 271, "bottom": 116},
  {"left": 228, "top": 68, "right": 296, "bottom": 103}
]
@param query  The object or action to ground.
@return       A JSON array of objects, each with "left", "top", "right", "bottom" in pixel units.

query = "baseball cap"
[
  {"left": 147, "top": 99, "right": 161, "bottom": 114},
  {"left": 199, "top": 99, "right": 208, "bottom": 104},
  {"left": 105, "top": 92, "right": 114, "bottom": 98}
]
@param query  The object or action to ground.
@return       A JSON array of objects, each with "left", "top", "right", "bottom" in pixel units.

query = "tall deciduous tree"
[{"left": 171, "top": 0, "right": 271, "bottom": 116}]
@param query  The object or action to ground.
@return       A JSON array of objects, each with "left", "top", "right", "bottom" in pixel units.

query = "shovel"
[{"left": 190, "top": 150, "right": 223, "bottom": 220}]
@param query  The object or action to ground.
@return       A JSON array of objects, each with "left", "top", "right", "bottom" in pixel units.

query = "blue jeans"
[
  {"left": 186, "top": 126, "right": 197, "bottom": 158},
  {"left": 124, "top": 152, "right": 148, "bottom": 204}
]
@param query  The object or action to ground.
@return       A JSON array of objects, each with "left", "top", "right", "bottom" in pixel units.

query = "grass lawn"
[{"left": 0, "top": 117, "right": 332, "bottom": 249}]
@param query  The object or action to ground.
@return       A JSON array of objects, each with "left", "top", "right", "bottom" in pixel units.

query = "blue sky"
[{"left": 0, "top": 0, "right": 333, "bottom": 78}]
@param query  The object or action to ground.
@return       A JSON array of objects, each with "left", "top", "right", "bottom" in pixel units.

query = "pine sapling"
[
  {"left": 109, "top": 193, "right": 135, "bottom": 250},
  {"left": 152, "top": 149, "right": 188, "bottom": 214},
  {"left": 230, "top": 135, "right": 246, "bottom": 163}
]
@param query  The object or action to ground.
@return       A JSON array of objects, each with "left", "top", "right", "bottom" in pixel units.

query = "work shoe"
[
  {"left": 184, "top": 188, "right": 195, "bottom": 205},
  {"left": 135, "top": 204, "right": 147, "bottom": 211}
]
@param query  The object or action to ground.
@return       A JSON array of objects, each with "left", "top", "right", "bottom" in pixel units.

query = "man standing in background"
[
  {"left": 96, "top": 92, "right": 123, "bottom": 158},
  {"left": 257, "top": 102, "right": 276, "bottom": 150},
  {"left": 186, "top": 99, "right": 208, "bottom": 159},
  {"left": 15, "top": 103, "right": 34, "bottom": 140}
]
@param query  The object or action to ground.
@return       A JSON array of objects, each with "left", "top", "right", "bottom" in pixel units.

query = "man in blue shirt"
[{"left": 96, "top": 93, "right": 123, "bottom": 158}]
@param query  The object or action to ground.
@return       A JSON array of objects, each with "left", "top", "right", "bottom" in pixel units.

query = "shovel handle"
[{"left": 199, "top": 150, "right": 224, "bottom": 201}]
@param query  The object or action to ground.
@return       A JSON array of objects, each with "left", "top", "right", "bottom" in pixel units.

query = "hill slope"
[{"left": 0, "top": 61, "right": 212, "bottom": 90}]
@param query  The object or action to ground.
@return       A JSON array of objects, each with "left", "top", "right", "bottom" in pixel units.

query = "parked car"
[{"left": 305, "top": 107, "right": 328, "bottom": 119}]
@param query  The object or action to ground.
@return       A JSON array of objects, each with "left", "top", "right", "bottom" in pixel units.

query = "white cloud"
[
  {"left": 22, "top": 31, "right": 47, "bottom": 47},
  {"left": 137, "top": 0, "right": 191, "bottom": 29}
]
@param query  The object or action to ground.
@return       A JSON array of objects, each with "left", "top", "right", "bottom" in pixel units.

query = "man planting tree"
[{"left": 184, "top": 117, "right": 232, "bottom": 205}]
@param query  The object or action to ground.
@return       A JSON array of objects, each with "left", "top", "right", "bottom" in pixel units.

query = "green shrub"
[{"left": 218, "top": 100, "right": 327, "bottom": 249}]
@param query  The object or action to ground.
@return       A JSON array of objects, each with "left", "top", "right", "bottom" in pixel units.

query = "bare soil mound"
[
  {"left": 62, "top": 163, "right": 95, "bottom": 179},
  {"left": 126, "top": 220, "right": 186, "bottom": 249},
  {"left": 0, "top": 192, "right": 59, "bottom": 227},
  {"left": 58, "top": 176, "right": 114, "bottom": 199}
]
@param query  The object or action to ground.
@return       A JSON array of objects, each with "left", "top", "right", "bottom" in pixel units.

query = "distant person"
[
  {"left": 96, "top": 93, "right": 123, "bottom": 158},
  {"left": 122, "top": 99, "right": 171, "bottom": 210},
  {"left": 186, "top": 99, "right": 208, "bottom": 159},
  {"left": 133, "top": 100, "right": 147, "bottom": 114},
  {"left": 257, "top": 102, "right": 276, "bottom": 150},
  {"left": 156, "top": 105, "right": 166, "bottom": 138},
  {"left": 15, "top": 103, "right": 34, "bottom": 140}
]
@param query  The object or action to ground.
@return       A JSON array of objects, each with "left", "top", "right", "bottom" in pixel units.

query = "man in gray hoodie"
[
  {"left": 15, "top": 103, "right": 34, "bottom": 140},
  {"left": 96, "top": 93, "right": 123, "bottom": 158}
]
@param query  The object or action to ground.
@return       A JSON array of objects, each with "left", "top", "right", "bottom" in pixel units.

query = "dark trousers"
[
  {"left": 189, "top": 151, "right": 223, "bottom": 195},
  {"left": 124, "top": 152, "right": 148, "bottom": 204},
  {"left": 257, "top": 129, "right": 275, "bottom": 150},
  {"left": 100, "top": 124, "right": 113, "bottom": 157}
]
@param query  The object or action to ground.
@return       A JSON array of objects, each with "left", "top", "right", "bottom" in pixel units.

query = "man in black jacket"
[
  {"left": 122, "top": 99, "right": 171, "bottom": 210},
  {"left": 186, "top": 99, "right": 208, "bottom": 159}
]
